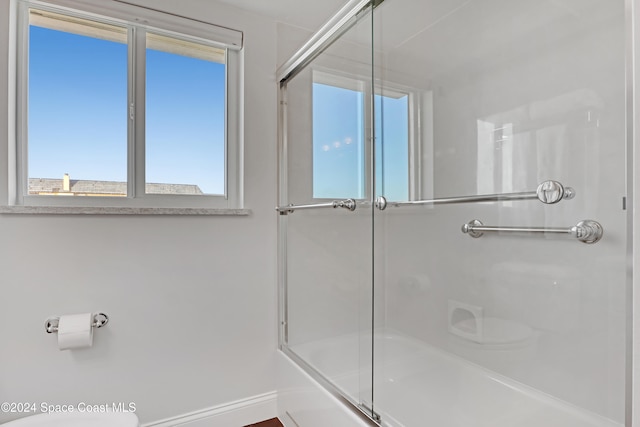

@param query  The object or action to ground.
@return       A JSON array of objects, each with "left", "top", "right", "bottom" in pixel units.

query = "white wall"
[{"left": 0, "top": 0, "right": 279, "bottom": 423}]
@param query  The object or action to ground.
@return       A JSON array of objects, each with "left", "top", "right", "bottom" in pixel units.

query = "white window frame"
[
  {"left": 310, "top": 68, "right": 429, "bottom": 203},
  {"left": 13, "top": 0, "right": 243, "bottom": 210}
]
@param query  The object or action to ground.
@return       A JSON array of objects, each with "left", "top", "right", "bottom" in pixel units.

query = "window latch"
[{"left": 129, "top": 103, "right": 134, "bottom": 120}]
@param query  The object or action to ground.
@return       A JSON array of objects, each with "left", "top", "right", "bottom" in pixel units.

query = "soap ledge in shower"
[{"left": 448, "top": 300, "right": 484, "bottom": 343}]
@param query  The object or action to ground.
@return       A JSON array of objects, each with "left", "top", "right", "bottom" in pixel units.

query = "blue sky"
[
  {"left": 313, "top": 83, "right": 408, "bottom": 201},
  {"left": 29, "top": 23, "right": 407, "bottom": 199},
  {"left": 146, "top": 48, "right": 225, "bottom": 194},
  {"left": 28, "top": 25, "right": 225, "bottom": 194},
  {"left": 312, "top": 83, "right": 365, "bottom": 199}
]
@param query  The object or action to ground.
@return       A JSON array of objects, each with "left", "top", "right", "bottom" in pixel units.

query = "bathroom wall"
[{"left": 0, "top": 0, "right": 280, "bottom": 423}]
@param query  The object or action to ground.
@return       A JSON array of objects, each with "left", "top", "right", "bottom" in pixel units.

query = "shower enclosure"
[{"left": 277, "top": 0, "right": 630, "bottom": 425}]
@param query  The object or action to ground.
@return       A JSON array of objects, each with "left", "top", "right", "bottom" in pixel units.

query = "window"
[
  {"left": 374, "top": 92, "right": 410, "bottom": 202},
  {"left": 312, "top": 70, "right": 416, "bottom": 202},
  {"left": 16, "top": 0, "right": 242, "bottom": 209},
  {"left": 145, "top": 32, "right": 226, "bottom": 196},
  {"left": 312, "top": 80, "right": 366, "bottom": 199},
  {"left": 27, "top": 10, "right": 128, "bottom": 197}
]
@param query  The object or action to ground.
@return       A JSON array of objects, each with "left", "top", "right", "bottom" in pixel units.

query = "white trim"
[
  {"left": 226, "top": 48, "right": 243, "bottom": 209},
  {"left": 132, "top": 24, "right": 145, "bottom": 199},
  {"left": 142, "top": 391, "right": 277, "bottom": 427},
  {"left": 628, "top": 0, "right": 638, "bottom": 425},
  {"left": 15, "top": 0, "right": 28, "bottom": 206},
  {"left": 25, "top": 0, "right": 242, "bottom": 50},
  {"left": 0, "top": 206, "right": 251, "bottom": 215},
  {"left": 6, "top": 0, "right": 18, "bottom": 206}
]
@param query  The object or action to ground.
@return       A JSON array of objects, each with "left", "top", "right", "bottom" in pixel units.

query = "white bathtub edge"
[{"left": 277, "top": 350, "right": 375, "bottom": 427}]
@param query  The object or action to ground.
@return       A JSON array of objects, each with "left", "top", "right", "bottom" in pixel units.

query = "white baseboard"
[{"left": 142, "top": 391, "right": 278, "bottom": 427}]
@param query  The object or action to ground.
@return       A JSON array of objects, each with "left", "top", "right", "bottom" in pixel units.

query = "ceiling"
[
  {"left": 212, "top": 0, "right": 350, "bottom": 31},
  {"left": 123, "top": 0, "right": 621, "bottom": 83}
]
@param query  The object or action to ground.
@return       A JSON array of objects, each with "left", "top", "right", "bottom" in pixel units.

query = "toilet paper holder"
[{"left": 45, "top": 313, "right": 109, "bottom": 334}]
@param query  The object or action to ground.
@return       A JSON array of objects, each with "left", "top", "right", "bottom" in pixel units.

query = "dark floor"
[{"left": 244, "top": 417, "right": 284, "bottom": 427}]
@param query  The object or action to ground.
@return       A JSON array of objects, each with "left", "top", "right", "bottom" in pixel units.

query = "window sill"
[{"left": 0, "top": 206, "right": 252, "bottom": 216}]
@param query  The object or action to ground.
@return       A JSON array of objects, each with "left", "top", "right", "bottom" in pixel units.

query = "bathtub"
[{"left": 289, "top": 331, "right": 621, "bottom": 427}]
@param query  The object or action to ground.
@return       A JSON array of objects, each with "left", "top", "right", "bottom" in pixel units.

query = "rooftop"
[{"left": 28, "top": 174, "right": 204, "bottom": 196}]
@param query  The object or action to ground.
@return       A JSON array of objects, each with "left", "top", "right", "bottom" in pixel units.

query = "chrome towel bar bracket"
[
  {"left": 461, "top": 219, "right": 603, "bottom": 244},
  {"left": 536, "top": 180, "right": 575, "bottom": 204},
  {"left": 277, "top": 198, "right": 357, "bottom": 215},
  {"left": 45, "top": 313, "right": 109, "bottom": 334}
]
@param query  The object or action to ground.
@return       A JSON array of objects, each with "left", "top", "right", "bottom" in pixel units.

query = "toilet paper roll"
[{"left": 57, "top": 313, "right": 94, "bottom": 350}]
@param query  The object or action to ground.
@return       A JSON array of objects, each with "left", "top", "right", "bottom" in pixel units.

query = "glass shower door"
[
  {"left": 371, "top": 0, "right": 627, "bottom": 426},
  {"left": 278, "top": 3, "right": 376, "bottom": 418}
]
